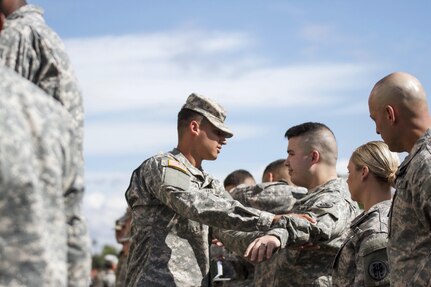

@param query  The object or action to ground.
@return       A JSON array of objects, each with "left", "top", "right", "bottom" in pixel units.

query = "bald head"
[
  {"left": 369, "top": 72, "right": 431, "bottom": 152},
  {"left": 285, "top": 122, "right": 338, "bottom": 167},
  {"left": 369, "top": 72, "right": 428, "bottom": 116}
]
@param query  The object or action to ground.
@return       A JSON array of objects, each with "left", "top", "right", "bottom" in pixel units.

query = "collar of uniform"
[
  {"left": 397, "top": 128, "right": 431, "bottom": 177},
  {"left": 308, "top": 178, "right": 341, "bottom": 194},
  {"left": 7, "top": 5, "right": 44, "bottom": 21},
  {"left": 350, "top": 199, "right": 391, "bottom": 228},
  {"left": 169, "top": 148, "right": 207, "bottom": 180}
]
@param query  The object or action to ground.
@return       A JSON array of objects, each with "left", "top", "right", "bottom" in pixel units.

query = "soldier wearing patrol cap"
[{"left": 125, "top": 93, "right": 287, "bottom": 287}]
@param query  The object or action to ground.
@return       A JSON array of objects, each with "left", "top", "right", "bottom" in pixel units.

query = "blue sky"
[{"left": 30, "top": 0, "right": 431, "bottom": 251}]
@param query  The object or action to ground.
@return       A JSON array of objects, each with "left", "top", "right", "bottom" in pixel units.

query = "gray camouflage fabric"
[
  {"left": 388, "top": 129, "right": 431, "bottom": 286},
  {"left": 125, "top": 148, "right": 286, "bottom": 287},
  {"left": 231, "top": 181, "right": 307, "bottom": 286},
  {"left": 0, "top": 66, "right": 84, "bottom": 286},
  {"left": 0, "top": 5, "right": 90, "bottom": 286},
  {"left": 332, "top": 200, "right": 391, "bottom": 286},
  {"left": 265, "top": 178, "right": 359, "bottom": 286},
  {"left": 182, "top": 93, "right": 233, "bottom": 138}
]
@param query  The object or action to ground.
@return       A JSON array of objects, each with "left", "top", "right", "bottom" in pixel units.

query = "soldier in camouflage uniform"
[
  {"left": 0, "top": 65, "right": 83, "bottom": 286},
  {"left": 125, "top": 93, "right": 287, "bottom": 287},
  {"left": 245, "top": 122, "right": 359, "bottom": 286},
  {"left": 332, "top": 141, "right": 399, "bottom": 286},
  {"left": 229, "top": 159, "right": 307, "bottom": 287},
  {"left": 261, "top": 158, "right": 294, "bottom": 184},
  {"left": 368, "top": 72, "right": 431, "bottom": 286},
  {"left": 0, "top": 1, "right": 90, "bottom": 285}
]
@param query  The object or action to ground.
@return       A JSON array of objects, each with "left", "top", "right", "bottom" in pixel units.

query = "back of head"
[
  {"left": 224, "top": 169, "right": 256, "bottom": 191},
  {"left": 262, "top": 159, "right": 291, "bottom": 183},
  {"left": 370, "top": 72, "right": 429, "bottom": 118},
  {"left": 285, "top": 122, "right": 338, "bottom": 167},
  {"left": 350, "top": 141, "right": 399, "bottom": 186}
]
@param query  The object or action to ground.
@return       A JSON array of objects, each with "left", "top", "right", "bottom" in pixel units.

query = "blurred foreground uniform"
[
  {"left": 332, "top": 200, "right": 390, "bottom": 286},
  {"left": 0, "top": 4, "right": 90, "bottom": 284},
  {"left": 0, "top": 66, "right": 82, "bottom": 286}
]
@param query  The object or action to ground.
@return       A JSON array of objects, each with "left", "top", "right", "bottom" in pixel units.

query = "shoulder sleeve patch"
[
  {"left": 162, "top": 162, "right": 190, "bottom": 191},
  {"left": 362, "top": 235, "right": 390, "bottom": 285}
]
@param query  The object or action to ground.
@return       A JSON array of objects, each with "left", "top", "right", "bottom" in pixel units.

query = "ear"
[
  {"left": 268, "top": 172, "right": 274, "bottom": 182},
  {"left": 310, "top": 150, "right": 320, "bottom": 164},
  {"left": 361, "top": 166, "right": 369, "bottom": 181},
  {"left": 385, "top": 105, "right": 396, "bottom": 125},
  {"left": 190, "top": 120, "right": 200, "bottom": 136}
]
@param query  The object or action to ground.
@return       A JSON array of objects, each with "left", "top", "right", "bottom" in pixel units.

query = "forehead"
[{"left": 287, "top": 136, "right": 304, "bottom": 150}]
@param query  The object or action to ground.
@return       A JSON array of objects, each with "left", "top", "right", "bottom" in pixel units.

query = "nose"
[
  {"left": 220, "top": 136, "right": 227, "bottom": 145},
  {"left": 285, "top": 157, "right": 290, "bottom": 167}
]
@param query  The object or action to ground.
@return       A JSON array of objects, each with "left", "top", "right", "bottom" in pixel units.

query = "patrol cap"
[{"left": 182, "top": 93, "right": 233, "bottom": 138}]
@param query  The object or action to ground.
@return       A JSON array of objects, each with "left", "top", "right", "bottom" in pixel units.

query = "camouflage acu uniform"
[
  {"left": 0, "top": 5, "right": 90, "bottom": 285},
  {"left": 332, "top": 200, "right": 391, "bottom": 286},
  {"left": 388, "top": 129, "right": 431, "bottom": 286},
  {"left": 125, "top": 149, "right": 286, "bottom": 287},
  {"left": 231, "top": 181, "right": 307, "bottom": 286},
  {"left": 262, "top": 178, "right": 359, "bottom": 286},
  {"left": 0, "top": 66, "right": 83, "bottom": 286}
]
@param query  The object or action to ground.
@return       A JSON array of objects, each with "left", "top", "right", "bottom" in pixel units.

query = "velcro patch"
[
  {"left": 163, "top": 164, "right": 190, "bottom": 191},
  {"left": 167, "top": 159, "right": 189, "bottom": 175}
]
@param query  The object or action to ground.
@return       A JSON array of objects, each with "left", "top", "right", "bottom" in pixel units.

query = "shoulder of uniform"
[
  {"left": 361, "top": 233, "right": 390, "bottom": 285},
  {"left": 161, "top": 158, "right": 190, "bottom": 176},
  {"left": 360, "top": 233, "right": 388, "bottom": 255}
]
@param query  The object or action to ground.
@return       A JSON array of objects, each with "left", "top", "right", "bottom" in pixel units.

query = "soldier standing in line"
[
  {"left": 230, "top": 159, "right": 307, "bottom": 287},
  {"left": 245, "top": 122, "right": 359, "bottom": 286},
  {"left": 0, "top": 1, "right": 90, "bottom": 284},
  {"left": 261, "top": 158, "right": 294, "bottom": 184},
  {"left": 332, "top": 141, "right": 399, "bottom": 286},
  {"left": 0, "top": 65, "right": 83, "bottom": 286},
  {"left": 368, "top": 72, "right": 431, "bottom": 286},
  {"left": 125, "top": 93, "right": 287, "bottom": 287}
]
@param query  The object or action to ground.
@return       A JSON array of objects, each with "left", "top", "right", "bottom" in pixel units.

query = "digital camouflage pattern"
[
  {"left": 388, "top": 129, "right": 431, "bottom": 286},
  {"left": 0, "top": 5, "right": 90, "bottom": 285},
  {"left": 265, "top": 178, "right": 359, "bottom": 286},
  {"left": 125, "top": 148, "right": 286, "bottom": 287},
  {"left": 332, "top": 200, "right": 391, "bottom": 286},
  {"left": 231, "top": 181, "right": 307, "bottom": 287},
  {"left": 0, "top": 5, "right": 84, "bottom": 134},
  {"left": 0, "top": 66, "right": 84, "bottom": 286},
  {"left": 182, "top": 93, "right": 233, "bottom": 138},
  {"left": 230, "top": 181, "right": 307, "bottom": 214}
]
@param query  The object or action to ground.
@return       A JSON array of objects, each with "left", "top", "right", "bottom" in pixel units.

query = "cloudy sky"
[{"left": 31, "top": 0, "right": 431, "bottom": 251}]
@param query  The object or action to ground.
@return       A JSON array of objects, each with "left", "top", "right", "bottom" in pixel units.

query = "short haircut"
[
  {"left": 223, "top": 169, "right": 255, "bottom": 189},
  {"left": 263, "top": 159, "right": 285, "bottom": 176},
  {"left": 177, "top": 108, "right": 205, "bottom": 137},
  {"left": 285, "top": 122, "right": 338, "bottom": 166}
]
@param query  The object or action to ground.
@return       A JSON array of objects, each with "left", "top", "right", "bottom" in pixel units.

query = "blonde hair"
[{"left": 350, "top": 141, "right": 400, "bottom": 186}]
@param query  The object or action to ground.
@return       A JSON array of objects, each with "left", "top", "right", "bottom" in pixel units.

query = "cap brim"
[{"left": 205, "top": 114, "right": 233, "bottom": 138}]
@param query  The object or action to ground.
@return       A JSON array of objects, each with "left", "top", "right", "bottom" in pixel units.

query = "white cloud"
[
  {"left": 65, "top": 30, "right": 371, "bottom": 116},
  {"left": 83, "top": 172, "right": 130, "bottom": 251}
]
